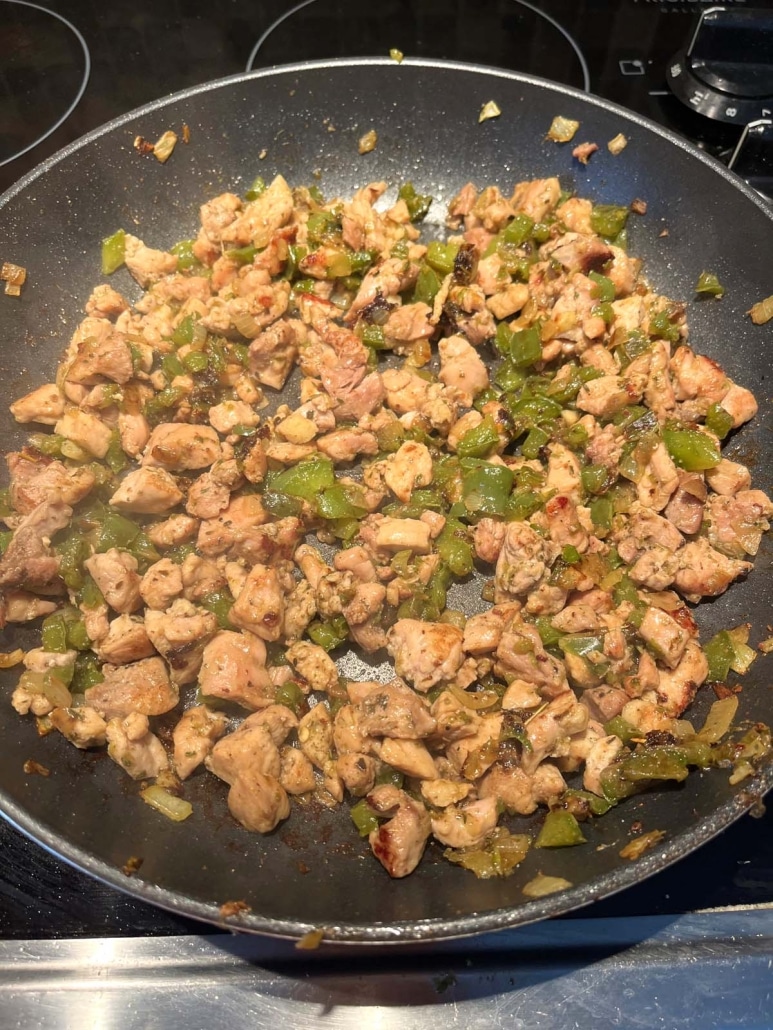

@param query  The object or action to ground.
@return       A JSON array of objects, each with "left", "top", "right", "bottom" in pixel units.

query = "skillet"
[{"left": 0, "top": 58, "right": 771, "bottom": 944}]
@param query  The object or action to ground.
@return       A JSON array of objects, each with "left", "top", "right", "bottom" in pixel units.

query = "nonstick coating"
[{"left": 0, "top": 59, "right": 772, "bottom": 944}]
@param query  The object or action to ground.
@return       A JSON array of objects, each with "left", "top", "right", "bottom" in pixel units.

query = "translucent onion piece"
[{"left": 140, "top": 785, "right": 192, "bottom": 822}]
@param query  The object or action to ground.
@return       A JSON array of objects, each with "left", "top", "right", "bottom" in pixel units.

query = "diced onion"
[
  {"left": 358, "top": 130, "right": 378, "bottom": 155},
  {"left": 479, "top": 101, "right": 502, "bottom": 124},
  {"left": 698, "top": 695, "right": 739, "bottom": 744},
  {"left": 547, "top": 116, "right": 579, "bottom": 143},
  {"left": 295, "top": 928, "right": 325, "bottom": 950},
  {"left": 749, "top": 295, "right": 773, "bottom": 325},
  {"left": 447, "top": 681, "right": 499, "bottom": 711},
  {"left": 140, "top": 785, "right": 192, "bottom": 822},
  {"left": 153, "top": 130, "right": 178, "bottom": 164},
  {"left": 0, "top": 649, "right": 24, "bottom": 668},
  {"left": 389, "top": 48, "right": 404, "bottom": 63},
  {"left": 607, "top": 133, "right": 628, "bottom": 155},
  {"left": 522, "top": 873, "right": 573, "bottom": 898},
  {"left": 619, "top": 829, "right": 666, "bottom": 860}
]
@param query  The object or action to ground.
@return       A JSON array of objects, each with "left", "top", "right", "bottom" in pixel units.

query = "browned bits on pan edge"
[
  {"left": 619, "top": 829, "right": 666, "bottom": 861},
  {"left": 219, "top": 899, "right": 252, "bottom": 919},
  {"left": 630, "top": 198, "right": 648, "bottom": 215},
  {"left": 23, "top": 759, "right": 50, "bottom": 777},
  {"left": 122, "top": 855, "right": 144, "bottom": 877},
  {"left": 1, "top": 261, "right": 27, "bottom": 297}
]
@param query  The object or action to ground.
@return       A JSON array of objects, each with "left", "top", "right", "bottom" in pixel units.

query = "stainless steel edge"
[{"left": 2, "top": 910, "right": 773, "bottom": 1029}]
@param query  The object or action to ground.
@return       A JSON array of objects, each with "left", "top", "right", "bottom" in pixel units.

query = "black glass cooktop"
[{"left": 0, "top": 0, "right": 772, "bottom": 939}]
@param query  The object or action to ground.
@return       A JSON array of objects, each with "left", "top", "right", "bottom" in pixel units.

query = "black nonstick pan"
[{"left": 0, "top": 58, "right": 771, "bottom": 944}]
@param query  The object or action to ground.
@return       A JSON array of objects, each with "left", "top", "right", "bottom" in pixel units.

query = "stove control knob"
[{"left": 667, "top": 7, "right": 773, "bottom": 125}]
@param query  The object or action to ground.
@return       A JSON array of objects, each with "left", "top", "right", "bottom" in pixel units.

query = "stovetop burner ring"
[
  {"left": 0, "top": 0, "right": 91, "bottom": 169},
  {"left": 246, "top": 0, "right": 591, "bottom": 94}
]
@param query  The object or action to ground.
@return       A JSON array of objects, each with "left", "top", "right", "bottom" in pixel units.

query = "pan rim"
[{"left": 0, "top": 56, "right": 771, "bottom": 944}]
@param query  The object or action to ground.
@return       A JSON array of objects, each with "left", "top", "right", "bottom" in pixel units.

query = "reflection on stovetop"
[{"left": 0, "top": 0, "right": 772, "bottom": 940}]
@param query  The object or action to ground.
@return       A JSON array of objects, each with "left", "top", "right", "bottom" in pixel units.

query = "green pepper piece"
[
  {"left": 172, "top": 314, "right": 197, "bottom": 348},
  {"left": 457, "top": 417, "right": 500, "bottom": 459},
  {"left": 562, "top": 544, "right": 581, "bottom": 565},
  {"left": 104, "top": 430, "right": 128, "bottom": 475},
  {"left": 41, "top": 612, "right": 68, "bottom": 653},
  {"left": 271, "top": 455, "right": 336, "bottom": 500},
  {"left": 696, "top": 271, "right": 724, "bottom": 298},
  {"left": 510, "top": 327, "right": 543, "bottom": 368},
  {"left": 169, "top": 240, "right": 199, "bottom": 271},
  {"left": 502, "top": 213, "right": 534, "bottom": 246},
  {"left": 703, "top": 629, "right": 735, "bottom": 683},
  {"left": 375, "top": 763, "right": 405, "bottom": 788},
  {"left": 28, "top": 433, "right": 66, "bottom": 457},
  {"left": 245, "top": 176, "right": 266, "bottom": 200},
  {"left": 101, "top": 229, "right": 126, "bottom": 275},
  {"left": 70, "top": 652, "right": 104, "bottom": 693},
  {"left": 436, "top": 519, "right": 474, "bottom": 577},
  {"left": 506, "top": 393, "right": 563, "bottom": 430},
  {"left": 166, "top": 542, "right": 197, "bottom": 565},
  {"left": 588, "top": 271, "right": 616, "bottom": 303},
  {"left": 412, "top": 264, "right": 441, "bottom": 306},
  {"left": 95, "top": 510, "right": 142, "bottom": 552},
  {"left": 648, "top": 309, "right": 681, "bottom": 344},
  {"left": 603, "top": 716, "right": 641, "bottom": 744},
  {"left": 182, "top": 351, "right": 208, "bottom": 373},
  {"left": 307, "top": 615, "right": 349, "bottom": 651},
  {"left": 559, "top": 634, "right": 605, "bottom": 659},
  {"left": 561, "top": 788, "right": 614, "bottom": 817},
  {"left": 275, "top": 680, "right": 305, "bottom": 715},
  {"left": 534, "top": 616, "right": 562, "bottom": 648},
  {"left": 0, "top": 488, "right": 12, "bottom": 518},
  {"left": 54, "top": 534, "right": 91, "bottom": 591},
  {"left": 425, "top": 241, "right": 459, "bottom": 277},
  {"left": 350, "top": 799, "right": 380, "bottom": 837},
  {"left": 662, "top": 427, "right": 720, "bottom": 471},
  {"left": 199, "top": 589, "right": 235, "bottom": 630},
  {"left": 461, "top": 459, "right": 515, "bottom": 517},
  {"left": 506, "top": 489, "right": 544, "bottom": 522},
  {"left": 261, "top": 491, "right": 304, "bottom": 519},
  {"left": 398, "top": 182, "right": 433, "bottom": 223},
  {"left": 78, "top": 574, "right": 104, "bottom": 610},
  {"left": 619, "top": 746, "right": 689, "bottom": 784},
  {"left": 589, "top": 496, "right": 614, "bottom": 534},
  {"left": 0, "top": 530, "right": 12, "bottom": 555},
  {"left": 613, "top": 574, "right": 640, "bottom": 607},
  {"left": 535, "top": 809, "right": 586, "bottom": 848},
  {"left": 581, "top": 463, "right": 616, "bottom": 496},
  {"left": 705, "top": 403, "right": 734, "bottom": 440},
  {"left": 316, "top": 485, "right": 367, "bottom": 521},
  {"left": 590, "top": 204, "right": 629, "bottom": 239},
  {"left": 521, "top": 426, "right": 550, "bottom": 460},
  {"left": 359, "top": 324, "right": 387, "bottom": 350},
  {"left": 592, "top": 301, "right": 615, "bottom": 324},
  {"left": 306, "top": 211, "right": 339, "bottom": 244}
]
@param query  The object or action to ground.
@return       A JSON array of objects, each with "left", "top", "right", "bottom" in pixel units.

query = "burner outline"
[
  {"left": 246, "top": 0, "right": 591, "bottom": 93},
  {"left": 0, "top": 0, "right": 91, "bottom": 168}
]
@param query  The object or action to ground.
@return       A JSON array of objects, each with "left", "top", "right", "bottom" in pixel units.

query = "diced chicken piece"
[
  {"left": 84, "top": 549, "right": 142, "bottom": 614},
  {"left": 106, "top": 712, "right": 169, "bottom": 780},
  {"left": 420, "top": 778, "right": 472, "bottom": 808},
  {"left": 430, "top": 796, "right": 498, "bottom": 849},
  {"left": 366, "top": 784, "right": 431, "bottom": 879},
  {"left": 139, "top": 559, "right": 184, "bottom": 611},
  {"left": 637, "top": 442, "right": 679, "bottom": 511},
  {"left": 540, "top": 232, "right": 612, "bottom": 275},
  {"left": 172, "top": 705, "right": 229, "bottom": 780},
  {"left": 144, "top": 600, "right": 217, "bottom": 686},
  {"left": 473, "top": 517, "right": 506, "bottom": 563},
  {"left": 226, "top": 771, "right": 291, "bottom": 834},
  {"left": 664, "top": 471, "right": 707, "bottom": 535},
  {"left": 85, "top": 283, "right": 129, "bottom": 320},
  {"left": 430, "top": 691, "right": 481, "bottom": 742},
  {"left": 673, "top": 538, "right": 752, "bottom": 601},
  {"left": 628, "top": 545, "right": 680, "bottom": 591},
  {"left": 335, "top": 753, "right": 376, "bottom": 797},
  {"left": 7, "top": 452, "right": 94, "bottom": 515},
  {"left": 495, "top": 522, "right": 549, "bottom": 600},
  {"left": 54, "top": 410, "right": 112, "bottom": 458},
  {"left": 522, "top": 693, "right": 588, "bottom": 774},
  {"left": 123, "top": 234, "right": 178, "bottom": 287},
  {"left": 146, "top": 514, "right": 199, "bottom": 549},
  {"left": 356, "top": 680, "right": 437, "bottom": 739},
  {"left": 383, "top": 302, "right": 434, "bottom": 345},
  {"left": 545, "top": 494, "right": 589, "bottom": 552},
  {"left": 198, "top": 630, "right": 274, "bottom": 709},
  {"left": 438, "top": 334, "right": 489, "bottom": 407},
  {"left": 706, "top": 459, "right": 752, "bottom": 497},
  {"left": 206, "top": 713, "right": 281, "bottom": 783},
  {"left": 207, "top": 399, "right": 260, "bottom": 435},
  {"left": 142, "top": 423, "right": 220, "bottom": 471},
  {"left": 285, "top": 640, "right": 339, "bottom": 694},
  {"left": 638, "top": 607, "right": 690, "bottom": 670},
  {"left": 280, "top": 746, "right": 317, "bottom": 795},
  {"left": 576, "top": 375, "right": 634, "bottom": 418},
  {"left": 511, "top": 177, "right": 561, "bottom": 222},
  {"left": 479, "top": 762, "right": 566, "bottom": 816},
  {"left": 616, "top": 505, "right": 685, "bottom": 561},
  {"left": 496, "top": 620, "right": 568, "bottom": 697},
  {"left": 650, "top": 640, "right": 708, "bottom": 717},
  {"left": 446, "top": 712, "right": 502, "bottom": 778},
  {"left": 670, "top": 347, "right": 728, "bottom": 404},
  {"left": 706, "top": 490, "right": 773, "bottom": 559},
  {"left": 556, "top": 197, "right": 594, "bottom": 234},
  {"left": 297, "top": 703, "right": 341, "bottom": 800},
  {"left": 67, "top": 331, "right": 133, "bottom": 386},
  {"left": 545, "top": 444, "right": 583, "bottom": 503},
  {"left": 50, "top": 706, "right": 107, "bottom": 749},
  {"left": 719, "top": 383, "right": 758, "bottom": 428},
  {"left": 487, "top": 282, "right": 530, "bottom": 320},
  {"left": 179, "top": 553, "right": 225, "bottom": 603},
  {"left": 551, "top": 604, "right": 601, "bottom": 634},
  {"left": 10, "top": 384, "right": 65, "bottom": 426},
  {"left": 316, "top": 427, "right": 379, "bottom": 463},
  {"left": 248, "top": 317, "right": 303, "bottom": 390},
  {"left": 0, "top": 501, "right": 72, "bottom": 593},
  {"left": 379, "top": 738, "right": 437, "bottom": 781},
  {"left": 195, "top": 494, "right": 268, "bottom": 556},
  {"left": 96, "top": 614, "right": 155, "bottom": 664},
  {"left": 580, "top": 685, "right": 629, "bottom": 723},
  {"left": 84, "top": 656, "right": 177, "bottom": 719},
  {"left": 374, "top": 516, "right": 432, "bottom": 554},
  {"left": 387, "top": 619, "right": 464, "bottom": 693},
  {"left": 583, "top": 734, "right": 624, "bottom": 796},
  {"left": 109, "top": 467, "right": 183, "bottom": 515},
  {"left": 501, "top": 679, "right": 542, "bottom": 710},
  {"left": 383, "top": 441, "right": 433, "bottom": 503},
  {"left": 220, "top": 174, "right": 294, "bottom": 248},
  {"left": 229, "top": 563, "right": 284, "bottom": 642}
]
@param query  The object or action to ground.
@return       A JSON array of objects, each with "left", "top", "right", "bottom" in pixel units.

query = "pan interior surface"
[{"left": 0, "top": 59, "right": 772, "bottom": 942}]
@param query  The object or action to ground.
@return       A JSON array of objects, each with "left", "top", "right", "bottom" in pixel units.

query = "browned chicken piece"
[
  {"left": 706, "top": 459, "right": 752, "bottom": 497},
  {"left": 354, "top": 679, "right": 437, "bottom": 739},
  {"left": 664, "top": 471, "right": 707, "bottom": 535},
  {"left": 7, "top": 451, "right": 91, "bottom": 516},
  {"left": 719, "top": 383, "right": 758, "bottom": 428},
  {"left": 576, "top": 375, "right": 635, "bottom": 419},
  {"left": 669, "top": 347, "right": 729, "bottom": 405},
  {"left": 582, "top": 734, "right": 625, "bottom": 796},
  {"left": 142, "top": 423, "right": 220, "bottom": 472},
  {"left": 226, "top": 771, "right": 292, "bottom": 833},
  {"left": 10, "top": 384, "right": 65, "bottom": 426},
  {"left": 248, "top": 317, "right": 304, "bottom": 390},
  {"left": 521, "top": 693, "right": 588, "bottom": 774},
  {"left": 343, "top": 581, "right": 388, "bottom": 653},
  {"left": 637, "top": 442, "right": 680, "bottom": 511},
  {"left": 317, "top": 427, "right": 379, "bottom": 463},
  {"left": 220, "top": 174, "right": 294, "bottom": 249},
  {"left": 146, "top": 513, "right": 199, "bottom": 549},
  {"left": 638, "top": 607, "right": 690, "bottom": 670},
  {"left": 545, "top": 444, "right": 583, "bottom": 503},
  {"left": 511, "top": 177, "right": 561, "bottom": 222},
  {"left": 172, "top": 704, "right": 229, "bottom": 780},
  {"left": 373, "top": 515, "right": 432, "bottom": 554},
  {"left": 446, "top": 712, "right": 503, "bottom": 779},
  {"left": 705, "top": 490, "right": 773, "bottom": 559},
  {"left": 615, "top": 506, "right": 685, "bottom": 562},
  {"left": 139, "top": 559, "right": 184, "bottom": 611},
  {"left": 545, "top": 494, "right": 590, "bottom": 552},
  {"left": 335, "top": 753, "right": 377, "bottom": 797},
  {"left": 285, "top": 640, "right": 339, "bottom": 694},
  {"left": 378, "top": 738, "right": 437, "bottom": 780},
  {"left": 144, "top": 599, "right": 218, "bottom": 686},
  {"left": 66, "top": 331, "right": 133, "bottom": 386},
  {"left": 501, "top": 679, "right": 542, "bottom": 711},
  {"left": 96, "top": 614, "right": 155, "bottom": 665},
  {"left": 106, "top": 711, "right": 169, "bottom": 780},
  {"left": 551, "top": 604, "right": 601, "bottom": 634},
  {"left": 494, "top": 521, "right": 549, "bottom": 601},
  {"left": 487, "top": 282, "right": 530, "bottom": 320},
  {"left": 462, "top": 603, "right": 520, "bottom": 655},
  {"left": 84, "top": 655, "right": 177, "bottom": 719},
  {"left": 673, "top": 538, "right": 752, "bottom": 601},
  {"left": 585, "top": 424, "right": 623, "bottom": 470},
  {"left": 195, "top": 493, "right": 268, "bottom": 556},
  {"left": 540, "top": 232, "right": 612, "bottom": 275},
  {"left": 85, "top": 283, "right": 129, "bottom": 320},
  {"left": 420, "top": 778, "right": 472, "bottom": 808},
  {"left": 297, "top": 702, "right": 342, "bottom": 801},
  {"left": 280, "top": 745, "right": 317, "bottom": 795},
  {"left": 438, "top": 334, "right": 490, "bottom": 407},
  {"left": 198, "top": 630, "right": 274, "bottom": 709},
  {"left": 366, "top": 784, "right": 431, "bottom": 879},
  {"left": 383, "top": 302, "right": 434, "bottom": 347},
  {"left": 429, "top": 691, "right": 481, "bottom": 743},
  {"left": 179, "top": 553, "right": 226, "bottom": 603},
  {"left": 50, "top": 706, "right": 107, "bottom": 749},
  {"left": 206, "top": 713, "right": 281, "bottom": 783},
  {"left": 0, "top": 498, "right": 72, "bottom": 585},
  {"left": 229, "top": 563, "right": 284, "bottom": 642},
  {"left": 473, "top": 517, "right": 506, "bottom": 563},
  {"left": 479, "top": 762, "right": 566, "bottom": 816},
  {"left": 11, "top": 649, "right": 75, "bottom": 715},
  {"left": 387, "top": 619, "right": 464, "bottom": 693},
  {"left": 430, "top": 797, "right": 498, "bottom": 849},
  {"left": 123, "top": 234, "right": 177, "bottom": 288},
  {"left": 84, "top": 549, "right": 142, "bottom": 615},
  {"left": 109, "top": 467, "right": 183, "bottom": 515},
  {"left": 556, "top": 197, "right": 594, "bottom": 234},
  {"left": 649, "top": 639, "right": 708, "bottom": 716},
  {"left": 383, "top": 441, "right": 433, "bottom": 503},
  {"left": 496, "top": 620, "right": 568, "bottom": 697}
]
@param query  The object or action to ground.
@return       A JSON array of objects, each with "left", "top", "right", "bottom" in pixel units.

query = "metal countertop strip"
[{"left": 1, "top": 911, "right": 772, "bottom": 1029}]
